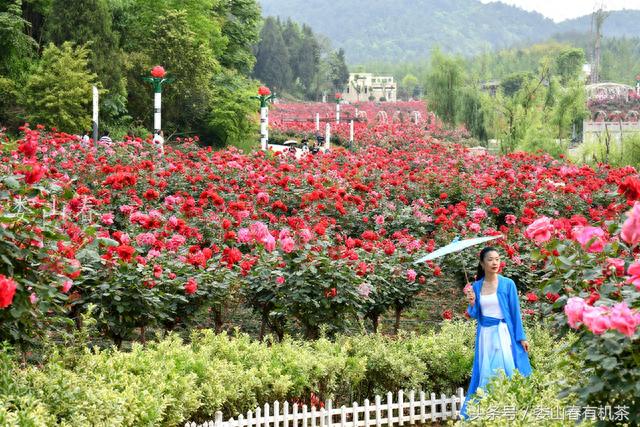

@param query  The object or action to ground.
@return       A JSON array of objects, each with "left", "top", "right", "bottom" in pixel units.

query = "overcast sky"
[{"left": 480, "top": 0, "right": 640, "bottom": 22}]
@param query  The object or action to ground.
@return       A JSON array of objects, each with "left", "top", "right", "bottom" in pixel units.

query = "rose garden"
[{"left": 0, "top": 92, "right": 637, "bottom": 426}]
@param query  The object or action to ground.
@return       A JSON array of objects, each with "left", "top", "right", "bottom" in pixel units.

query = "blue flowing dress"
[{"left": 459, "top": 275, "right": 532, "bottom": 420}]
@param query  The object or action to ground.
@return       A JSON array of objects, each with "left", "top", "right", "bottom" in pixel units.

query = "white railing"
[{"left": 186, "top": 388, "right": 465, "bottom": 427}]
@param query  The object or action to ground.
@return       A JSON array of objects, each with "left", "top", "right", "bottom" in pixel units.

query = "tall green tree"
[
  {"left": 147, "top": 10, "right": 219, "bottom": 133},
  {"left": 297, "top": 25, "right": 321, "bottom": 96},
  {"left": 45, "top": 0, "right": 126, "bottom": 119},
  {"left": 253, "top": 17, "right": 292, "bottom": 92},
  {"left": 21, "top": 42, "right": 98, "bottom": 132},
  {"left": 554, "top": 47, "right": 586, "bottom": 85},
  {"left": 214, "top": 0, "right": 262, "bottom": 74},
  {"left": 425, "top": 49, "right": 465, "bottom": 124},
  {"left": 328, "top": 48, "right": 349, "bottom": 91},
  {"left": 0, "top": 0, "right": 37, "bottom": 78}
]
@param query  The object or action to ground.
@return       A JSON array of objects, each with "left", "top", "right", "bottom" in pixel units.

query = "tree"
[
  {"left": 147, "top": 10, "right": 219, "bottom": 132},
  {"left": 555, "top": 48, "right": 586, "bottom": 85},
  {"left": 214, "top": 0, "right": 262, "bottom": 74},
  {"left": 500, "top": 72, "right": 531, "bottom": 97},
  {"left": 0, "top": 0, "right": 37, "bottom": 79},
  {"left": 401, "top": 73, "right": 420, "bottom": 100},
  {"left": 458, "top": 86, "right": 489, "bottom": 141},
  {"left": 21, "top": 42, "right": 98, "bottom": 132},
  {"left": 425, "top": 49, "right": 465, "bottom": 124},
  {"left": 328, "top": 48, "right": 349, "bottom": 91},
  {"left": 207, "top": 69, "right": 258, "bottom": 146},
  {"left": 46, "top": 0, "right": 126, "bottom": 120},
  {"left": 253, "top": 17, "right": 292, "bottom": 92},
  {"left": 297, "top": 25, "right": 321, "bottom": 96}
]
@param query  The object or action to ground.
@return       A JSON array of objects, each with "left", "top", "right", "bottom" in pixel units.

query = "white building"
[{"left": 343, "top": 73, "right": 397, "bottom": 103}]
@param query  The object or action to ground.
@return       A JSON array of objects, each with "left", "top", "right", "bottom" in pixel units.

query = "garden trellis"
[{"left": 185, "top": 388, "right": 465, "bottom": 427}]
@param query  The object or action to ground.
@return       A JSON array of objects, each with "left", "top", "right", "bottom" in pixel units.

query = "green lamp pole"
[
  {"left": 335, "top": 92, "right": 342, "bottom": 124},
  {"left": 252, "top": 86, "right": 276, "bottom": 150},
  {"left": 143, "top": 66, "right": 174, "bottom": 132}
]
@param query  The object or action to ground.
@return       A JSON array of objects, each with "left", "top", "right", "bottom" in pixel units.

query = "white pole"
[
  {"left": 315, "top": 113, "right": 320, "bottom": 131},
  {"left": 260, "top": 106, "right": 269, "bottom": 151},
  {"left": 325, "top": 122, "right": 331, "bottom": 151},
  {"left": 154, "top": 92, "right": 161, "bottom": 132},
  {"left": 336, "top": 103, "right": 340, "bottom": 124},
  {"left": 92, "top": 86, "right": 99, "bottom": 143},
  {"left": 349, "top": 120, "right": 354, "bottom": 143},
  {"left": 355, "top": 108, "right": 358, "bottom": 119}
]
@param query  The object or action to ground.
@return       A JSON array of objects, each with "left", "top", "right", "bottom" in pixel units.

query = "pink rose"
[
  {"left": 257, "top": 192, "right": 270, "bottom": 205},
  {"left": 471, "top": 208, "right": 487, "bottom": 223},
  {"left": 626, "top": 262, "right": 640, "bottom": 290},
  {"left": 278, "top": 229, "right": 291, "bottom": 240},
  {"left": 525, "top": 216, "right": 554, "bottom": 243},
  {"left": 609, "top": 302, "right": 639, "bottom": 337},
  {"left": 29, "top": 293, "right": 38, "bottom": 304},
  {"left": 469, "top": 222, "right": 480, "bottom": 232},
  {"left": 406, "top": 269, "right": 417, "bottom": 283},
  {"left": 249, "top": 221, "right": 270, "bottom": 242},
  {"left": 375, "top": 215, "right": 385, "bottom": 225},
  {"left": 505, "top": 214, "right": 517, "bottom": 225},
  {"left": 100, "top": 213, "right": 114, "bottom": 225},
  {"left": 276, "top": 276, "right": 285, "bottom": 285},
  {"left": 582, "top": 305, "right": 611, "bottom": 335},
  {"left": 61, "top": 280, "right": 73, "bottom": 293},
  {"left": 263, "top": 233, "right": 276, "bottom": 252},
  {"left": 565, "top": 297, "right": 586, "bottom": 329},
  {"left": 237, "top": 228, "right": 251, "bottom": 243},
  {"left": 606, "top": 258, "right": 625, "bottom": 276},
  {"left": 574, "top": 226, "right": 606, "bottom": 253},
  {"left": 299, "top": 229, "right": 313, "bottom": 243},
  {"left": 280, "top": 237, "right": 295, "bottom": 253},
  {"left": 621, "top": 202, "right": 640, "bottom": 246},
  {"left": 135, "top": 232, "right": 156, "bottom": 246}
]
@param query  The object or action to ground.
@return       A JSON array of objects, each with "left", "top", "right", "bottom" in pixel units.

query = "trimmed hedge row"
[{"left": 0, "top": 320, "right": 575, "bottom": 426}]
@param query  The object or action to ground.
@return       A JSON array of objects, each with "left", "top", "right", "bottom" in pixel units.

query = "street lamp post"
[
  {"left": 252, "top": 86, "right": 276, "bottom": 151},
  {"left": 143, "top": 66, "right": 174, "bottom": 132}
]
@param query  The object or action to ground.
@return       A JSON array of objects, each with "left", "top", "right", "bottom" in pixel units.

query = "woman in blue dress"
[{"left": 459, "top": 246, "right": 532, "bottom": 420}]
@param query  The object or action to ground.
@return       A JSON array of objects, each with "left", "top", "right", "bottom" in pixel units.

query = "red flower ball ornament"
[
  {"left": 151, "top": 66, "right": 166, "bottom": 78},
  {"left": 258, "top": 86, "right": 271, "bottom": 96}
]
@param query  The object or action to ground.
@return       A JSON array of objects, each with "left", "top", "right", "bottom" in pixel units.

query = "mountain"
[
  {"left": 556, "top": 10, "right": 640, "bottom": 38},
  {"left": 258, "top": 0, "right": 640, "bottom": 63}
]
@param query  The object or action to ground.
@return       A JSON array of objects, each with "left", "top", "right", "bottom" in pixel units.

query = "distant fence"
[
  {"left": 185, "top": 388, "right": 465, "bottom": 427},
  {"left": 583, "top": 120, "right": 640, "bottom": 144}
]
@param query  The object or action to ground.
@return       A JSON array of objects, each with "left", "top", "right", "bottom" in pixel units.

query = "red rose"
[
  {"left": 184, "top": 278, "right": 198, "bottom": 295},
  {"left": 545, "top": 292, "right": 560, "bottom": 303},
  {"left": 115, "top": 244, "right": 135, "bottom": 262},
  {"left": 442, "top": 309, "right": 453, "bottom": 320},
  {"left": 151, "top": 66, "right": 166, "bottom": 78},
  {"left": 258, "top": 86, "right": 271, "bottom": 96},
  {"left": 335, "top": 92, "right": 342, "bottom": 99},
  {"left": 526, "top": 292, "right": 538, "bottom": 302},
  {"left": 0, "top": 275, "right": 18, "bottom": 309},
  {"left": 324, "top": 287, "right": 337, "bottom": 298},
  {"left": 23, "top": 163, "right": 46, "bottom": 184}
]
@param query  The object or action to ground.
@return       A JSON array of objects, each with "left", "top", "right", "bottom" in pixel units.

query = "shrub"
[{"left": 0, "top": 321, "right": 576, "bottom": 426}]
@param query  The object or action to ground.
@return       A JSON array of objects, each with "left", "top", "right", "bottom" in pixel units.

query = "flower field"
[{"left": 1, "top": 100, "right": 639, "bottom": 422}]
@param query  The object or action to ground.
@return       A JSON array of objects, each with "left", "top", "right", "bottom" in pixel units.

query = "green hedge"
[{"left": 0, "top": 321, "right": 575, "bottom": 426}]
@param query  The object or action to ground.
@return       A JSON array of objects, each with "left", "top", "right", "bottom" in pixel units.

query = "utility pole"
[{"left": 590, "top": 6, "right": 609, "bottom": 84}]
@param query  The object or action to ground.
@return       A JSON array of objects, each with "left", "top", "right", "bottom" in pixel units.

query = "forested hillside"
[{"left": 259, "top": 0, "right": 640, "bottom": 64}]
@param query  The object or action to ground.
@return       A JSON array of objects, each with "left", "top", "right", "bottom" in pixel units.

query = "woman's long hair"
[{"left": 475, "top": 246, "right": 499, "bottom": 280}]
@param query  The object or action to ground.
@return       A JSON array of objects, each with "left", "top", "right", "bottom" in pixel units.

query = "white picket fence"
[{"left": 185, "top": 388, "right": 465, "bottom": 427}]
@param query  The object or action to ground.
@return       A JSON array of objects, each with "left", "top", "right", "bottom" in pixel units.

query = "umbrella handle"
[{"left": 459, "top": 253, "right": 470, "bottom": 285}]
